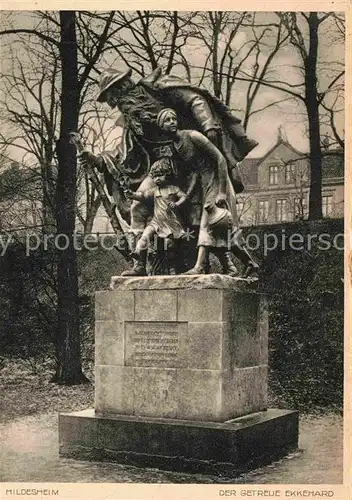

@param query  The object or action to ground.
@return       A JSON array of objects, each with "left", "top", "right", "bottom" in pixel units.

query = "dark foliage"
[
  {"left": 267, "top": 247, "right": 343, "bottom": 412},
  {"left": 247, "top": 219, "right": 344, "bottom": 412},
  {"left": 0, "top": 220, "right": 344, "bottom": 411},
  {"left": 0, "top": 238, "right": 124, "bottom": 362},
  {"left": 0, "top": 243, "right": 57, "bottom": 358}
]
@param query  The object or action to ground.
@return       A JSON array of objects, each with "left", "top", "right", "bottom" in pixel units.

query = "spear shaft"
[{"left": 69, "top": 132, "right": 132, "bottom": 261}]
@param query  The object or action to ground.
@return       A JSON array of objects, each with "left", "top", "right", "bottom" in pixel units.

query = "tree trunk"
[
  {"left": 211, "top": 12, "right": 222, "bottom": 99},
  {"left": 41, "top": 159, "right": 56, "bottom": 234},
  {"left": 52, "top": 11, "right": 88, "bottom": 384},
  {"left": 305, "top": 13, "right": 323, "bottom": 220}
]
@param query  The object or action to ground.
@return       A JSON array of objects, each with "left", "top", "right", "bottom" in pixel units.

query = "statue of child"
[{"left": 123, "top": 158, "right": 188, "bottom": 276}]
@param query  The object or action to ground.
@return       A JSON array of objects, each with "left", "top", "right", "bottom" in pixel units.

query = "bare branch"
[
  {"left": 0, "top": 28, "right": 59, "bottom": 47},
  {"left": 248, "top": 96, "right": 296, "bottom": 118},
  {"left": 318, "top": 70, "right": 345, "bottom": 102}
]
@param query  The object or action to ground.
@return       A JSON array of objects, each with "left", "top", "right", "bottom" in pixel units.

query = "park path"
[{"left": 0, "top": 412, "right": 343, "bottom": 484}]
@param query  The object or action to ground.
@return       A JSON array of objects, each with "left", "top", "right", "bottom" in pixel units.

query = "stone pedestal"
[
  {"left": 59, "top": 408, "right": 299, "bottom": 475},
  {"left": 95, "top": 275, "right": 268, "bottom": 422},
  {"left": 59, "top": 275, "right": 299, "bottom": 474}
]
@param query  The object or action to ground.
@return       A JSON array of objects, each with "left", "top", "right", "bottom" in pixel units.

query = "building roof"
[
  {"left": 240, "top": 158, "right": 258, "bottom": 185},
  {"left": 321, "top": 150, "right": 344, "bottom": 178},
  {"left": 256, "top": 139, "right": 304, "bottom": 166}
]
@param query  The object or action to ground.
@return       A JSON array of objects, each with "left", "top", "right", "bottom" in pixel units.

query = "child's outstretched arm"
[
  {"left": 185, "top": 171, "right": 198, "bottom": 199},
  {"left": 125, "top": 189, "right": 147, "bottom": 202},
  {"left": 175, "top": 189, "right": 188, "bottom": 207}
]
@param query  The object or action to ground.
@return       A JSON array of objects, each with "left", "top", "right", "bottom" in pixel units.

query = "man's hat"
[{"left": 96, "top": 68, "right": 132, "bottom": 102}]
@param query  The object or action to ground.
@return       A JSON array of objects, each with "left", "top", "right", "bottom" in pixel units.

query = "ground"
[
  {"left": 0, "top": 358, "right": 95, "bottom": 423},
  {"left": 0, "top": 359, "right": 344, "bottom": 484},
  {"left": 0, "top": 412, "right": 343, "bottom": 484}
]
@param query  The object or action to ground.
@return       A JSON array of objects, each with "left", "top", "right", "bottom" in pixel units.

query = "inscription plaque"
[{"left": 125, "top": 322, "right": 184, "bottom": 367}]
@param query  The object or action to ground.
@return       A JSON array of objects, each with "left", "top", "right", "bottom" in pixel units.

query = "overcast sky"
[{"left": 0, "top": 10, "right": 345, "bottom": 164}]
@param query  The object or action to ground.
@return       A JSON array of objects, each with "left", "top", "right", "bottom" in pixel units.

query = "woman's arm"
[
  {"left": 190, "top": 130, "right": 227, "bottom": 199},
  {"left": 185, "top": 171, "right": 198, "bottom": 199}
]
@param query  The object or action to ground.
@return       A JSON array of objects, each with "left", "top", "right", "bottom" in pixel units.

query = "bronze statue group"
[{"left": 79, "top": 67, "right": 259, "bottom": 278}]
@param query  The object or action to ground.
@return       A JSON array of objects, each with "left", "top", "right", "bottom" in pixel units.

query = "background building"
[
  {"left": 1, "top": 136, "right": 344, "bottom": 235},
  {"left": 237, "top": 138, "right": 344, "bottom": 226}
]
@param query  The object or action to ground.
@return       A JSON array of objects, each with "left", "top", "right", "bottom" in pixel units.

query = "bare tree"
[
  {"left": 284, "top": 157, "right": 310, "bottom": 221},
  {"left": 186, "top": 13, "right": 285, "bottom": 110},
  {"left": 318, "top": 13, "right": 345, "bottom": 150},
  {"left": 235, "top": 192, "right": 256, "bottom": 226},
  {"left": 0, "top": 10, "right": 120, "bottom": 384},
  {"left": 0, "top": 158, "right": 42, "bottom": 232},
  {"left": 76, "top": 104, "right": 124, "bottom": 234},
  {"left": 47, "top": 11, "right": 87, "bottom": 384},
  {"left": 235, "top": 12, "right": 344, "bottom": 220},
  {"left": 174, "top": 11, "right": 291, "bottom": 127},
  {"left": 281, "top": 13, "right": 344, "bottom": 219},
  {"left": 188, "top": 11, "right": 252, "bottom": 101},
  {"left": 241, "top": 16, "right": 291, "bottom": 129},
  {"left": 0, "top": 38, "right": 60, "bottom": 232},
  {"left": 99, "top": 10, "right": 197, "bottom": 78}
]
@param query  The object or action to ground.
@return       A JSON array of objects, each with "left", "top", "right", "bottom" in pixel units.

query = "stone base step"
[{"left": 59, "top": 408, "right": 299, "bottom": 476}]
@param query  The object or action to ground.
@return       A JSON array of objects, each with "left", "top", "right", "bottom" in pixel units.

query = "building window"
[
  {"left": 258, "top": 200, "right": 269, "bottom": 224},
  {"left": 322, "top": 195, "right": 333, "bottom": 217},
  {"left": 276, "top": 199, "right": 288, "bottom": 222},
  {"left": 285, "top": 163, "right": 295, "bottom": 183},
  {"left": 294, "top": 197, "right": 306, "bottom": 219},
  {"left": 269, "top": 165, "right": 279, "bottom": 185}
]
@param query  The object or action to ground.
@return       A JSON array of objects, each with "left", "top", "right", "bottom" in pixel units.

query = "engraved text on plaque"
[{"left": 125, "top": 322, "right": 183, "bottom": 367}]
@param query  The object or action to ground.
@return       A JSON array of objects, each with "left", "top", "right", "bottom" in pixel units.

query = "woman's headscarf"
[{"left": 156, "top": 108, "right": 177, "bottom": 129}]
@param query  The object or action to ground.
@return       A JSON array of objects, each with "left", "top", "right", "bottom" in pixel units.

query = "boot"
[
  {"left": 242, "top": 262, "right": 259, "bottom": 279},
  {"left": 121, "top": 251, "right": 147, "bottom": 276},
  {"left": 167, "top": 249, "right": 178, "bottom": 275},
  {"left": 215, "top": 249, "right": 239, "bottom": 276},
  {"left": 203, "top": 255, "right": 211, "bottom": 274},
  {"left": 183, "top": 265, "right": 206, "bottom": 275},
  {"left": 232, "top": 245, "right": 259, "bottom": 278}
]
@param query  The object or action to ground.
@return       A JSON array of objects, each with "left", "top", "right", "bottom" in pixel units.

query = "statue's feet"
[
  {"left": 182, "top": 266, "right": 206, "bottom": 275},
  {"left": 224, "top": 266, "right": 239, "bottom": 277},
  {"left": 219, "top": 252, "right": 239, "bottom": 277},
  {"left": 121, "top": 263, "right": 147, "bottom": 277},
  {"left": 242, "top": 262, "right": 259, "bottom": 279}
]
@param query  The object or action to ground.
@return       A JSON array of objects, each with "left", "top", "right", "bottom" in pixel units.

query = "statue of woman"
[{"left": 157, "top": 108, "right": 258, "bottom": 277}]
